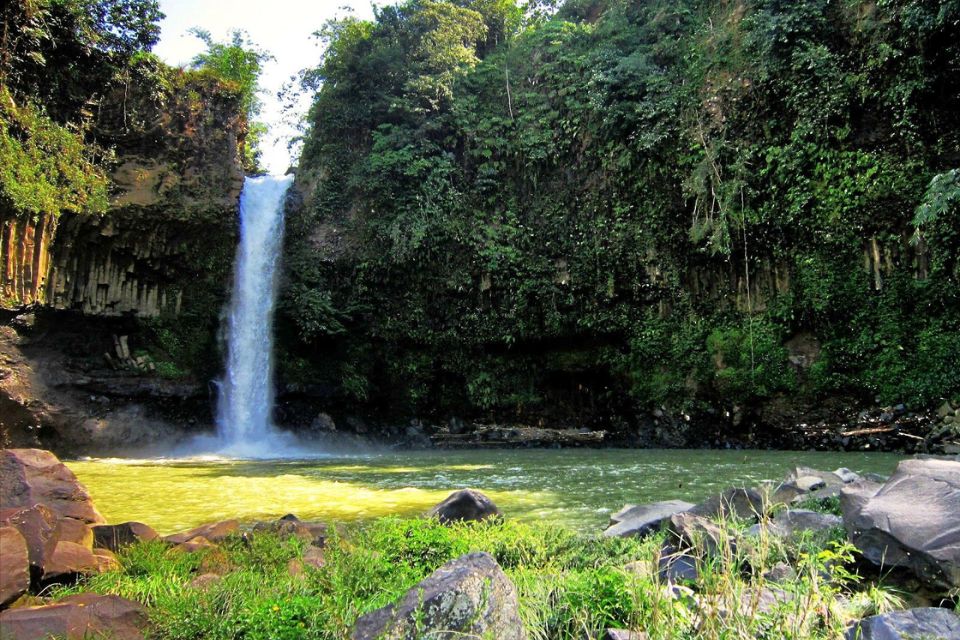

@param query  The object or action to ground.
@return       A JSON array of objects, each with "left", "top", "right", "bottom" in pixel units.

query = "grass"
[{"left": 50, "top": 511, "right": 936, "bottom": 640}]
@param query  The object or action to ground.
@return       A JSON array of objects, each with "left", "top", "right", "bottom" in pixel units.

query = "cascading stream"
[{"left": 215, "top": 174, "right": 294, "bottom": 455}]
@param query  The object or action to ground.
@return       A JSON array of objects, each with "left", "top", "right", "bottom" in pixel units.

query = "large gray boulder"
[
  {"left": 844, "top": 607, "right": 960, "bottom": 640},
  {"left": 841, "top": 459, "right": 960, "bottom": 589},
  {"left": 603, "top": 501, "right": 695, "bottom": 539},
  {"left": 746, "top": 509, "right": 842, "bottom": 540},
  {"left": 0, "top": 449, "right": 105, "bottom": 524},
  {"left": 352, "top": 552, "right": 526, "bottom": 640},
  {"left": 428, "top": 489, "right": 501, "bottom": 525}
]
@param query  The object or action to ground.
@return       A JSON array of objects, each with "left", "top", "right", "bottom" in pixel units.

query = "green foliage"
[
  {"left": 189, "top": 29, "right": 272, "bottom": 171},
  {"left": 284, "top": 0, "right": 960, "bottom": 425},
  {"left": 54, "top": 515, "right": 892, "bottom": 640},
  {"left": 0, "top": 85, "right": 109, "bottom": 219}
]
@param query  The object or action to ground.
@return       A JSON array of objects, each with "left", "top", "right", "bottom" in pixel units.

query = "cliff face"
[
  {"left": 2, "top": 70, "right": 244, "bottom": 316},
  {"left": 0, "top": 69, "right": 246, "bottom": 453}
]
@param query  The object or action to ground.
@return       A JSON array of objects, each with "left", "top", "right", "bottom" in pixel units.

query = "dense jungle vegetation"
[{"left": 282, "top": 0, "right": 960, "bottom": 427}]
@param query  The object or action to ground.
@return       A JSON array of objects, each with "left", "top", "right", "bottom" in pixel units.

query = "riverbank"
[{"left": 1, "top": 449, "right": 957, "bottom": 639}]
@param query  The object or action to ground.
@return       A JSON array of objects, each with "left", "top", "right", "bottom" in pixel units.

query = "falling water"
[{"left": 215, "top": 174, "right": 294, "bottom": 455}]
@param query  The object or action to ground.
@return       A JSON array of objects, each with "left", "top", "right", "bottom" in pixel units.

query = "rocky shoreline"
[{"left": 1, "top": 447, "right": 957, "bottom": 639}]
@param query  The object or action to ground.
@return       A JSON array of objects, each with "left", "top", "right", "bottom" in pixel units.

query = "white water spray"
[{"left": 214, "top": 175, "right": 294, "bottom": 456}]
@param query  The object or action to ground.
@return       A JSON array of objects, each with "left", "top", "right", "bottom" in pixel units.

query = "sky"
[{"left": 153, "top": 0, "right": 387, "bottom": 173}]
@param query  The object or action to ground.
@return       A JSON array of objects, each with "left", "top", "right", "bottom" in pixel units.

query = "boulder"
[
  {"left": 0, "top": 504, "right": 60, "bottom": 586},
  {"left": 352, "top": 552, "right": 526, "bottom": 640},
  {"left": 690, "top": 487, "right": 766, "bottom": 521},
  {"left": 188, "top": 573, "right": 222, "bottom": 590},
  {"left": 92, "top": 522, "right": 160, "bottom": 552},
  {"left": 746, "top": 509, "right": 842, "bottom": 540},
  {"left": 0, "top": 526, "right": 30, "bottom": 609},
  {"left": 605, "top": 630, "right": 647, "bottom": 640},
  {"left": 841, "top": 459, "right": 960, "bottom": 589},
  {"left": 252, "top": 516, "right": 315, "bottom": 544},
  {"left": 0, "top": 449, "right": 105, "bottom": 524},
  {"left": 833, "top": 468, "right": 861, "bottom": 484},
  {"left": 42, "top": 541, "right": 100, "bottom": 584},
  {"left": 763, "top": 562, "right": 797, "bottom": 584},
  {"left": 170, "top": 536, "right": 217, "bottom": 553},
  {"left": 845, "top": 607, "right": 960, "bottom": 640},
  {"left": 92, "top": 548, "right": 120, "bottom": 573},
  {"left": 666, "top": 512, "right": 730, "bottom": 556},
  {"left": 58, "top": 518, "right": 93, "bottom": 550},
  {"left": 164, "top": 519, "right": 238, "bottom": 544},
  {"left": 0, "top": 593, "right": 149, "bottom": 639},
  {"left": 428, "top": 489, "right": 501, "bottom": 525},
  {"left": 603, "top": 501, "right": 695, "bottom": 539},
  {"left": 658, "top": 545, "right": 699, "bottom": 583}
]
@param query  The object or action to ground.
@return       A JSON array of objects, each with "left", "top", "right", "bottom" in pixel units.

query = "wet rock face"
[
  {"left": 845, "top": 607, "right": 960, "bottom": 640},
  {"left": 428, "top": 489, "right": 501, "bottom": 525},
  {"left": 0, "top": 449, "right": 105, "bottom": 524},
  {"left": 352, "top": 552, "right": 526, "bottom": 640},
  {"left": 841, "top": 459, "right": 960, "bottom": 589}
]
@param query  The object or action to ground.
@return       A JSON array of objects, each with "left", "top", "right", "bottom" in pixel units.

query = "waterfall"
[{"left": 215, "top": 174, "right": 294, "bottom": 455}]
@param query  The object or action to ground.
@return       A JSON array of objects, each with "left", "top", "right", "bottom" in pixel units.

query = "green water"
[{"left": 67, "top": 449, "right": 904, "bottom": 535}]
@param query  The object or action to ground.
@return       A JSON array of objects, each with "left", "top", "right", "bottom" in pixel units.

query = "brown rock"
[
  {"left": 92, "top": 522, "right": 160, "bottom": 553},
  {"left": 0, "top": 449, "right": 105, "bottom": 524},
  {"left": 303, "top": 545, "right": 325, "bottom": 570},
  {"left": 164, "top": 519, "right": 238, "bottom": 545},
  {"left": 42, "top": 541, "right": 99, "bottom": 584},
  {"left": 0, "top": 504, "right": 60, "bottom": 587},
  {"left": 0, "top": 593, "right": 149, "bottom": 639},
  {"left": 92, "top": 548, "right": 120, "bottom": 573},
  {"left": 170, "top": 535, "right": 216, "bottom": 553},
  {"left": 0, "top": 526, "right": 30, "bottom": 609},
  {"left": 57, "top": 518, "right": 93, "bottom": 550},
  {"left": 251, "top": 516, "right": 314, "bottom": 544},
  {"left": 188, "top": 573, "right": 222, "bottom": 590}
]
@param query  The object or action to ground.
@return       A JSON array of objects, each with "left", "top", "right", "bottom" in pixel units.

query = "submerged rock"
[
  {"left": 0, "top": 449, "right": 105, "bottom": 524},
  {"left": 0, "top": 593, "right": 150, "bottom": 640},
  {"left": 841, "top": 459, "right": 960, "bottom": 589},
  {"left": 845, "top": 607, "right": 960, "bottom": 640},
  {"left": 604, "top": 500, "right": 695, "bottom": 539},
  {"left": 352, "top": 552, "right": 525, "bottom": 640},
  {"left": 428, "top": 489, "right": 501, "bottom": 524}
]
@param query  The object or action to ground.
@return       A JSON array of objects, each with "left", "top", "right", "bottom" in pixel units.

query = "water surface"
[{"left": 68, "top": 449, "right": 903, "bottom": 535}]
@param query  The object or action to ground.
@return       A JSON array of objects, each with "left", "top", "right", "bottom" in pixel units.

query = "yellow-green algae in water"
[{"left": 67, "top": 448, "right": 905, "bottom": 535}]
